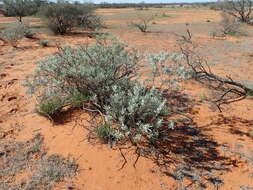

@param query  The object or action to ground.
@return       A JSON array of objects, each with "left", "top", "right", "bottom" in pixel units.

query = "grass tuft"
[
  {"left": 69, "top": 91, "right": 89, "bottom": 108},
  {"left": 96, "top": 124, "right": 115, "bottom": 143},
  {"left": 38, "top": 98, "right": 64, "bottom": 118}
]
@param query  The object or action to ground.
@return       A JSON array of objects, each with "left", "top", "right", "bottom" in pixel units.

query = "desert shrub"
[
  {"left": 39, "top": 2, "right": 100, "bottom": 35},
  {"left": 0, "top": 22, "right": 33, "bottom": 47},
  {"left": 38, "top": 39, "right": 49, "bottom": 47},
  {"left": 130, "top": 15, "right": 154, "bottom": 33},
  {"left": 25, "top": 37, "right": 189, "bottom": 144},
  {"left": 220, "top": 12, "right": 248, "bottom": 36},
  {"left": 80, "top": 13, "right": 103, "bottom": 30},
  {"left": 25, "top": 39, "right": 139, "bottom": 103}
]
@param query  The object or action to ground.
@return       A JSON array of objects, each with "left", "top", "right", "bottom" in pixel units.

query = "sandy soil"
[{"left": 0, "top": 8, "right": 253, "bottom": 190}]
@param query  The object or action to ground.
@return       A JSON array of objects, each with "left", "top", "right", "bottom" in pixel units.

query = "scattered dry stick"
[{"left": 178, "top": 28, "right": 252, "bottom": 111}]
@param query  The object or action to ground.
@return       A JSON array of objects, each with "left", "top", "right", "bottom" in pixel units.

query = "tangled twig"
[{"left": 178, "top": 28, "right": 251, "bottom": 111}]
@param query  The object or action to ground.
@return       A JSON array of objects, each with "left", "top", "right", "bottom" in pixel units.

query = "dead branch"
[
  {"left": 178, "top": 29, "right": 252, "bottom": 111},
  {"left": 133, "top": 147, "right": 141, "bottom": 168},
  {"left": 118, "top": 147, "right": 128, "bottom": 170}
]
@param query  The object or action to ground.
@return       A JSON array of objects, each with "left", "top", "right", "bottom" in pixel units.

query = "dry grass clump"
[{"left": 0, "top": 134, "right": 78, "bottom": 190}]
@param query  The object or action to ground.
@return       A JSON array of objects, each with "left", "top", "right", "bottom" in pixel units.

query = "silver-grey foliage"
[{"left": 25, "top": 37, "right": 189, "bottom": 144}]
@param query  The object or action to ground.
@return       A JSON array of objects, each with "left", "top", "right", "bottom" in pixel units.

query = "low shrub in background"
[
  {"left": 130, "top": 15, "right": 154, "bottom": 33},
  {"left": 2, "top": 0, "right": 38, "bottom": 22},
  {"left": 0, "top": 22, "right": 34, "bottom": 47},
  {"left": 80, "top": 13, "right": 104, "bottom": 31},
  {"left": 220, "top": 12, "right": 248, "bottom": 36},
  {"left": 39, "top": 2, "right": 102, "bottom": 35}
]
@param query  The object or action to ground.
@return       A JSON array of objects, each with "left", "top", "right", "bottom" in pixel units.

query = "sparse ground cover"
[
  {"left": 0, "top": 133, "right": 78, "bottom": 190},
  {"left": 0, "top": 6, "right": 253, "bottom": 190}
]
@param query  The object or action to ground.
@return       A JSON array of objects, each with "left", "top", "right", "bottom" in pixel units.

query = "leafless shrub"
[
  {"left": 130, "top": 15, "right": 154, "bottom": 33},
  {"left": 220, "top": 0, "right": 253, "bottom": 24},
  {"left": 220, "top": 12, "right": 248, "bottom": 36}
]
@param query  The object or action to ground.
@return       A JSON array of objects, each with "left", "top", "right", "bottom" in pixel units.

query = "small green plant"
[
  {"left": 96, "top": 124, "right": 115, "bottom": 143},
  {"left": 199, "top": 93, "right": 208, "bottom": 102},
  {"left": 39, "top": 39, "right": 50, "bottom": 47},
  {"left": 38, "top": 98, "right": 63, "bottom": 118},
  {"left": 68, "top": 91, "right": 89, "bottom": 108}
]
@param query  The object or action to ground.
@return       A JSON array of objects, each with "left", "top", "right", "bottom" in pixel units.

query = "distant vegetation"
[
  {"left": 210, "top": 0, "right": 253, "bottom": 25},
  {"left": 1, "top": 0, "right": 47, "bottom": 22},
  {"left": 0, "top": 0, "right": 220, "bottom": 13},
  {"left": 94, "top": 2, "right": 215, "bottom": 9},
  {"left": 0, "top": 0, "right": 102, "bottom": 35},
  {"left": 39, "top": 1, "right": 101, "bottom": 35}
]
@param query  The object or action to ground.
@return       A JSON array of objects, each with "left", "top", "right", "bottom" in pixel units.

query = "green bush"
[
  {"left": 25, "top": 37, "right": 188, "bottom": 144},
  {"left": 0, "top": 22, "right": 34, "bottom": 47},
  {"left": 39, "top": 2, "right": 101, "bottom": 35}
]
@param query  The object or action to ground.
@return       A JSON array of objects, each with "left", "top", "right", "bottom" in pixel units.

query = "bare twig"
[
  {"left": 178, "top": 29, "right": 251, "bottom": 111},
  {"left": 118, "top": 147, "right": 128, "bottom": 170}
]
